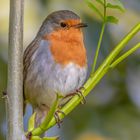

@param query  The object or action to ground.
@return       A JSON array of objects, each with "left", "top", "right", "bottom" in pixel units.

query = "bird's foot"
[
  {"left": 54, "top": 110, "right": 65, "bottom": 128},
  {"left": 64, "top": 87, "right": 86, "bottom": 104}
]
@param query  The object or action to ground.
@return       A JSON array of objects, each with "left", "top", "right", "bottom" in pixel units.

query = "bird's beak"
[{"left": 73, "top": 23, "right": 88, "bottom": 28}]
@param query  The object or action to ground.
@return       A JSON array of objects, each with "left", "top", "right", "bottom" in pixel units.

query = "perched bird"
[{"left": 23, "top": 10, "right": 87, "bottom": 125}]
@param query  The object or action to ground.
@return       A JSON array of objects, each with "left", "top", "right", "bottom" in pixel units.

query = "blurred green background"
[{"left": 0, "top": 0, "right": 140, "bottom": 140}]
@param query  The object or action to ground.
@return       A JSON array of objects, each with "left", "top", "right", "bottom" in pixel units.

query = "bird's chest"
[{"left": 25, "top": 40, "right": 87, "bottom": 97}]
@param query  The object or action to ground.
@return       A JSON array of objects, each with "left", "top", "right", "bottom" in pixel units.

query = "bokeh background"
[{"left": 0, "top": 0, "right": 140, "bottom": 140}]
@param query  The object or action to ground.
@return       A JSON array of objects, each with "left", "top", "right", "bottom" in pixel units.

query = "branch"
[
  {"left": 7, "top": 0, "right": 24, "bottom": 140},
  {"left": 110, "top": 43, "right": 140, "bottom": 68},
  {"left": 90, "top": 0, "right": 107, "bottom": 73}
]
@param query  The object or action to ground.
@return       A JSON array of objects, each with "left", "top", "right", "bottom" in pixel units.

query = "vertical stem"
[
  {"left": 91, "top": 0, "right": 106, "bottom": 73},
  {"left": 7, "top": 0, "right": 24, "bottom": 140},
  {"left": 104, "top": 0, "right": 106, "bottom": 21},
  {"left": 91, "top": 22, "right": 106, "bottom": 73}
]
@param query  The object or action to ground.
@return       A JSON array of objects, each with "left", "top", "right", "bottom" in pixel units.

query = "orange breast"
[{"left": 43, "top": 28, "right": 87, "bottom": 67}]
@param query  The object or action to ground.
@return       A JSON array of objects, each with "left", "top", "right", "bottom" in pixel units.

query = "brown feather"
[{"left": 23, "top": 37, "right": 40, "bottom": 113}]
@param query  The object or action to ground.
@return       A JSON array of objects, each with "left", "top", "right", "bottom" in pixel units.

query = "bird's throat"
[{"left": 43, "top": 28, "right": 87, "bottom": 67}]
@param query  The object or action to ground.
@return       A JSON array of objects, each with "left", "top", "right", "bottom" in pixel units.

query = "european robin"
[{"left": 23, "top": 10, "right": 87, "bottom": 125}]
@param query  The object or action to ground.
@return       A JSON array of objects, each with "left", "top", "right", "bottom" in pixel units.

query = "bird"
[{"left": 23, "top": 10, "right": 88, "bottom": 126}]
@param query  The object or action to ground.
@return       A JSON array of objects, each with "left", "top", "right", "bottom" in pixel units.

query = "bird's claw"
[
  {"left": 64, "top": 87, "right": 86, "bottom": 104},
  {"left": 54, "top": 110, "right": 65, "bottom": 128},
  {"left": 75, "top": 89, "right": 86, "bottom": 104}
]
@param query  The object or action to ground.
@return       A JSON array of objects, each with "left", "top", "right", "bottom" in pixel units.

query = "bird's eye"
[{"left": 60, "top": 22, "right": 67, "bottom": 28}]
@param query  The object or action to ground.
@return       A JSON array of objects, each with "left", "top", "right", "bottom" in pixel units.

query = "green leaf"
[
  {"left": 115, "top": 0, "right": 125, "bottom": 10},
  {"left": 106, "top": 16, "right": 119, "bottom": 24},
  {"left": 106, "top": 0, "right": 125, "bottom": 12},
  {"left": 96, "top": 0, "right": 104, "bottom": 6},
  {"left": 86, "top": 0, "right": 104, "bottom": 19},
  {"left": 28, "top": 112, "right": 36, "bottom": 131}
]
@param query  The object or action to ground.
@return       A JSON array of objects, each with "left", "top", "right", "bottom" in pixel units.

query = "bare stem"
[
  {"left": 91, "top": 22, "right": 106, "bottom": 73},
  {"left": 91, "top": 0, "right": 106, "bottom": 73},
  {"left": 7, "top": 0, "right": 24, "bottom": 140}
]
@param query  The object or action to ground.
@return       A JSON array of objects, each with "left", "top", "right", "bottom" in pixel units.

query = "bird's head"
[{"left": 38, "top": 10, "right": 87, "bottom": 38}]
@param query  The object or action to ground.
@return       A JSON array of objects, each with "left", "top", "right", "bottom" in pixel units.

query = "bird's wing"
[
  {"left": 23, "top": 37, "right": 40, "bottom": 113},
  {"left": 23, "top": 38, "right": 40, "bottom": 83}
]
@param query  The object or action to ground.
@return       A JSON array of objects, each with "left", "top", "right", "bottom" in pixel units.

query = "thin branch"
[
  {"left": 91, "top": 0, "right": 106, "bottom": 73},
  {"left": 7, "top": 0, "right": 24, "bottom": 140},
  {"left": 91, "top": 22, "right": 106, "bottom": 73},
  {"left": 110, "top": 43, "right": 140, "bottom": 68}
]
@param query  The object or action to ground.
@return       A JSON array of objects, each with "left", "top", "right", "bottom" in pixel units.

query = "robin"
[{"left": 23, "top": 10, "right": 87, "bottom": 126}]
